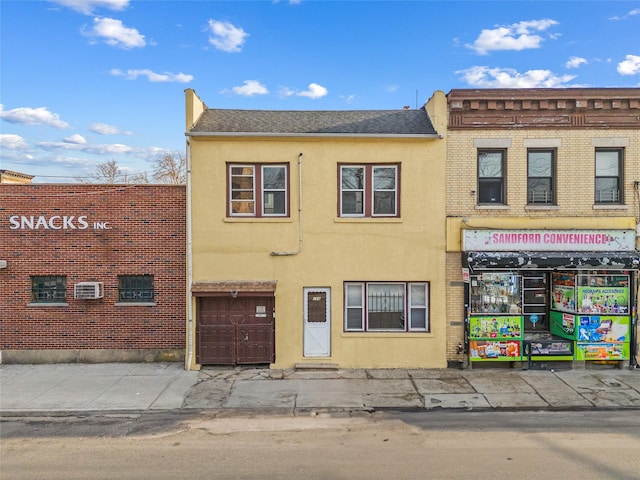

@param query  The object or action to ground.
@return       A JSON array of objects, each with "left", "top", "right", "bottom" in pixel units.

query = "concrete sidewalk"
[{"left": 2, "top": 362, "right": 640, "bottom": 415}]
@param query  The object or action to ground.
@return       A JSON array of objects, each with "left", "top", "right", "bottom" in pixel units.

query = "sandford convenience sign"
[
  {"left": 462, "top": 229, "right": 636, "bottom": 252},
  {"left": 7, "top": 215, "right": 110, "bottom": 230}
]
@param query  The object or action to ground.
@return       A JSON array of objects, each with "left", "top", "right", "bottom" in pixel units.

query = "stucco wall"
[{"left": 189, "top": 134, "right": 447, "bottom": 369}]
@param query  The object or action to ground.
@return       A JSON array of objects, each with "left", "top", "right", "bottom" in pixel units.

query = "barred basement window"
[
  {"left": 344, "top": 282, "right": 429, "bottom": 332},
  {"left": 118, "top": 275, "right": 154, "bottom": 302},
  {"left": 31, "top": 275, "right": 67, "bottom": 303}
]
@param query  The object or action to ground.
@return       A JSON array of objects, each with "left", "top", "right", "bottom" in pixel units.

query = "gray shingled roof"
[{"left": 190, "top": 108, "right": 438, "bottom": 136}]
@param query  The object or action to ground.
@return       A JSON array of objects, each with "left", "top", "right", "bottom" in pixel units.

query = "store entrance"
[{"left": 522, "top": 272, "right": 549, "bottom": 332}]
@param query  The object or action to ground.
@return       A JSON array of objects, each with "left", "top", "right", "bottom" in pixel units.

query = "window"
[
  {"left": 339, "top": 165, "right": 399, "bottom": 217},
  {"left": 344, "top": 282, "right": 429, "bottom": 332},
  {"left": 595, "top": 149, "right": 623, "bottom": 204},
  {"left": 478, "top": 150, "right": 506, "bottom": 204},
  {"left": 229, "top": 164, "right": 288, "bottom": 217},
  {"left": 118, "top": 275, "right": 154, "bottom": 302},
  {"left": 31, "top": 276, "right": 66, "bottom": 303},
  {"left": 527, "top": 150, "right": 555, "bottom": 204}
]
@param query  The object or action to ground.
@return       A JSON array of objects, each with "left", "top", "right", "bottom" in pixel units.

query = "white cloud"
[
  {"left": 37, "top": 140, "right": 135, "bottom": 155},
  {"left": 277, "top": 83, "right": 329, "bottom": 99},
  {"left": 0, "top": 134, "right": 29, "bottom": 150},
  {"left": 277, "top": 86, "right": 296, "bottom": 97},
  {"left": 85, "top": 17, "right": 146, "bottom": 49},
  {"left": 63, "top": 134, "right": 87, "bottom": 144},
  {"left": 566, "top": 56, "right": 588, "bottom": 69},
  {"left": 90, "top": 122, "right": 133, "bottom": 135},
  {"left": 0, "top": 104, "right": 71, "bottom": 129},
  {"left": 110, "top": 68, "right": 193, "bottom": 83},
  {"left": 52, "top": 0, "right": 129, "bottom": 15},
  {"left": 617, "top": 54, "right": 640, "bottom": 75},
  {"left": 208, "top": 20, "right": 248, "bottom": 52},
  {"left": 609, "top": 8, "right": 640, "bottom": 20},
  {"left": 229, "top": 80, "right": 269, "bottom": 96},
  {"left": 469, "top": 19, "right": 559, "bottom": 55},
  {"left": 457, "top": 66, "right": 576, "bottom": 88},
  {"left": 297, "top": 83, "right": 328, "bottom": 99}
]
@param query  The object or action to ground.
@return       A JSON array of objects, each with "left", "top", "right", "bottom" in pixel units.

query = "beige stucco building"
[
  {"left": 445, "top": 88, "right": 640, "bottom": 368},
  {"left": 185, "top": 89, "right": 448, "bottom": 370}
]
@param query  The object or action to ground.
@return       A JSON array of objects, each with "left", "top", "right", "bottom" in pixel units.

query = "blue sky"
[{"left": 1, "top": 0, "right": 639, "bottom": 182}]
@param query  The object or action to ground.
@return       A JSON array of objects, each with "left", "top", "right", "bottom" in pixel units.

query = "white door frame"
[{"left": 303, "top": 287, "right": 331, "bottom": 357}]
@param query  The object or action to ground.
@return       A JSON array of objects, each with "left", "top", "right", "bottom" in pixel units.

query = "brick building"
[
  {"left": 0, "top": 184, "right": 186, "bottom": 363},
  {"left": 445, "top": 88, "right": 640, "bottom": 368}
]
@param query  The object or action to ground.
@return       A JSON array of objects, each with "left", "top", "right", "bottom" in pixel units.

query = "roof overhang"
[
  {"left": 463, "top": 251, "right": 640, "bottom": 272},
  {"left": 191, "top": 280, "right": 277, "bottom": 297},
  {"left": 185, "top": 131, "right": 443, "bottom": 139}
]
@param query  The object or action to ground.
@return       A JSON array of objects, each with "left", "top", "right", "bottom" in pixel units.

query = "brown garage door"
[{"left": 197, "top": 296, "right": 275, "bottom": 365}]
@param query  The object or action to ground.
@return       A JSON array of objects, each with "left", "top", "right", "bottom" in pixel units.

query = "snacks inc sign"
[{"left": 7, "top": 215, "right": 110, "bottom": 230}]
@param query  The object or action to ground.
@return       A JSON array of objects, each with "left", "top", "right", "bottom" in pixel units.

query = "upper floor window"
[
  {"left": 595, "top": 149, "right": 623, "bottom": 204},
  {"left": 118, "top": 275, "right": 154, "bottom": 303},
  {"left": 527, "top": 149, "right": 555, "bottom": 205},
  {"left": 339, "top": 164, "right": 399, "bottom": 217},
  {"left": 229, "top": 164, "right": 288, "bottom": 217},
  {"left": 31, "top": 275, "right": 67, "bottom": 303},
  {"left": 344, "top": 282, "right": 429, "bottom": 332},
  {"left": 478, "top": 150, "right": 506, "bottom": 204}
]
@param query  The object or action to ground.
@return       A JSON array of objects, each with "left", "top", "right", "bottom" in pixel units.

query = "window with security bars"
[
  {"left": 595, "top": 149, "right": 623, "bottom": 204},
  {"left": 118, "top": 275, "right": 154, "bottom": 302},
  {"left": 344, "top": 282, "right": 429, "bottom": 332},
  {"left": 31, "top": 276, "right": 67, "bottom": 303},
  {"left": 527, "top": 150, "right": 555, "bottom": 204}
]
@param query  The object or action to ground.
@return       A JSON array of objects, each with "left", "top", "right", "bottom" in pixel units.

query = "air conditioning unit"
[{"left": 74, "top": 282, "right": 104, "bottom": 300}]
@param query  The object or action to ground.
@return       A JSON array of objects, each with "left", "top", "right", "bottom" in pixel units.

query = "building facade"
[
  {"left": 0, "top": 170, "right": 34, "bottom": 184},
  {"left": 0, "top": 184, "right": 186, "bottom": 363},
  {"left": 185, "top": 89, "right": 448, "bottom": 370},
  {"left": 445, "top": 88, "right": 640, "bottom": 367}
]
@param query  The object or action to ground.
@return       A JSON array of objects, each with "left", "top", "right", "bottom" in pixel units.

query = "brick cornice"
[{"left": 447, "top": 88, "right": 640, "bottom": 129}]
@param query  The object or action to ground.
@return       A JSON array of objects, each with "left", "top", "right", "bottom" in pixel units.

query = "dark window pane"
[
  {"left": 31, "top": 276, "right": 66, "bottom": 302},
  {"left": 263, "top": 191, "right": 286, "bottom": 215},
  {"left": 478, "top": 179, "right": 503, "bottom": 203},
  {"left": 119, "top": 275, "right": 154, "bottom": 302},
  {"left": 373, "top": 191, "right": 395, "bottom": 215},
  {"left": 342, "top": 191, "right": 363, "bottom": 214},
  {"left": 528, "top": 178, "right": 553, "bottom": 203}
]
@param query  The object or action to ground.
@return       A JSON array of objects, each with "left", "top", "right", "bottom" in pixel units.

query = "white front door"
[{"left": 303, "top": 287, "right": 331, "bottom": 357}]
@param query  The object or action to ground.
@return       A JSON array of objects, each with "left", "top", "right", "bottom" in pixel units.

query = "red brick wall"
[{"left": 0, "top": 184, "right": 186, "bottom": 352}]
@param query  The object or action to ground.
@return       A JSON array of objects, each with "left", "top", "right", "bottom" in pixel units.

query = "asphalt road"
[{"left": 2, "top": 410, "right": 639, "bottom": 480}]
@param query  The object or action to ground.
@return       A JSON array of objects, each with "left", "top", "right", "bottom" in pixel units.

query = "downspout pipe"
[
  {"left": 185, "top": 138, "right": 194, "bottom": 370},
  {"left": 271, "top": 153, "right": 303, "bottom": 256}
]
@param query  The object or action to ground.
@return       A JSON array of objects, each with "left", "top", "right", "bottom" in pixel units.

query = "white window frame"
[
  {"left": 340, "top": 166, "right": 366, "bottom": 217},
  {"left": 408, "top": 283, "right": 429, "bottom": 331},
  {"left": 344, "top": 282, "right": 365, "bottom": 331},
  {"left": 344, "top": 281, "right": 429, "bottom": 332},
  {"left": 229, "top": 164, "right": 256, "bottom": 217},
  {"left": 371, "top": 166, "right": 398, "bottom": 217},
  {"left": 261, "top": 165, "right": 288, "bottom": 216},
  {"left": 229, "top": 163, "right": 289, "bottom": 217}
]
